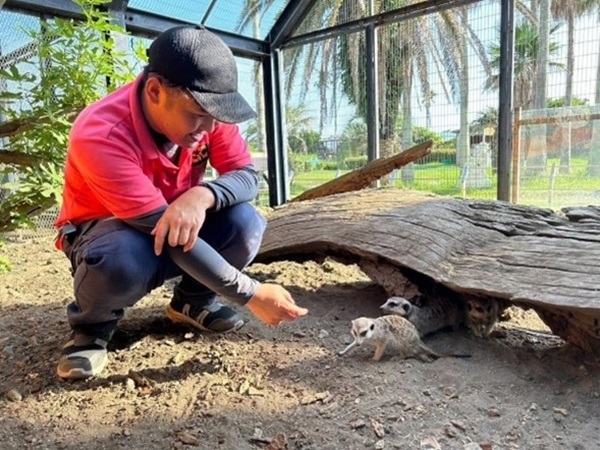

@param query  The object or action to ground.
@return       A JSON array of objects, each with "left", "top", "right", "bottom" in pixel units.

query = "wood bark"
[
  {"left": 256, "top": 189, "right": 600, "bottom": 354},
  {"left": 291, "top": 140, "right": 432, "bottom": 202}
]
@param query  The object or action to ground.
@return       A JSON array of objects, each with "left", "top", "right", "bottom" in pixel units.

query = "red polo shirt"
[{"left": 55, "top": 74, "right": 251, "bottom": 238}]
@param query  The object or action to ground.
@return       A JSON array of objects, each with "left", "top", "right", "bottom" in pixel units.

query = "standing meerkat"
[
  {"left": 379, "top": 296, "right": 466, "bottom": 337},
  {"left": 337, "top": 315, "right": 471, "bottom": 362}
]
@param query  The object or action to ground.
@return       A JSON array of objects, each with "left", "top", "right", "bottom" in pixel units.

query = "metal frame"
[
  {"left": 497, "top": 0, "right": 515, "bottom": 202},
  {"left": 4, "top": 0, "right": 269, "bottom": 59},
  {"left": 279, "top": 0, "right": 484, "bottom": 50},
  {"left": 2, "top": 0, "right": 515, "bottom": 204}
]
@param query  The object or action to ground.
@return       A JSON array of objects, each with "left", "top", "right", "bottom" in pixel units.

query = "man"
[{"left": 54, "top": 25, "right": 307, "bottom": 380}]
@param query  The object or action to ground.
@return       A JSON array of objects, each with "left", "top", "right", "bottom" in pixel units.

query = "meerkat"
[
  {"left": 337, "top": 315, "right": 471, "bottom": 362},
  {"left": 464, "top": 297, "right": 509, "bottom": 338},
  {"left": 380, "top": 296, "right": 466, "bottom": 337}
]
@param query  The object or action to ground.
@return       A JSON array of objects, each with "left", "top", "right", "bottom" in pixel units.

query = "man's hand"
[
  {"left": 151, "top": 187, "right": 215, "bottom": 255},
  {"left": 246, "top": 283, "right": 308, "bottom": 326}
]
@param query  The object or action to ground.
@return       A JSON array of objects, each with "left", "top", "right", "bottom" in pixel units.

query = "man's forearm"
[
  {"left": 200, "top": 164, "right": 259, "bottom": 211},
  {"left": 124, "top": 209, "right": 259, "bottom": 305}
]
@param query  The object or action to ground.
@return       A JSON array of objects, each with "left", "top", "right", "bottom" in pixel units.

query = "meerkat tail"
[
  {"left": 337, "top": 341, "right": 358, "bottom": 356},
  {"left": 419, "top": 343, "right": 471, "bottom": 359}
]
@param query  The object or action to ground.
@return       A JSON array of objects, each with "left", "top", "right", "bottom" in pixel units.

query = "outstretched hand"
[{"left": 246, "top": 283, "right": 308, "bottom": 326}]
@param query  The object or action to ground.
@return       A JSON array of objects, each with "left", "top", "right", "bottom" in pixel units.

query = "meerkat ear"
[{"left": 401, "top": 302, "right": 411, "bottom": 313}]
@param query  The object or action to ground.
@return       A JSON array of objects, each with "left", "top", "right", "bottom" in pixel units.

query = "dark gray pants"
[{"left": 61, "top": 203, "right": 266, "bottom": 338}]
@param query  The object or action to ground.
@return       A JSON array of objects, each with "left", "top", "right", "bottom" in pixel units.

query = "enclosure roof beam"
[
  {"left": 268, "top": 0, "right": 319, "bottom": 49},
  {"left": 4, "top": 0, "right": 270, "bottom": 59},
  {"left": 122, "top": 10, "right": 269, "bottom": 59},
  {"left": 281, "top": 0, "right": 483, "bottom": 49}
]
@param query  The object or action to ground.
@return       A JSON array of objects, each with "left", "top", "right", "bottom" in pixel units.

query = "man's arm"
[
  {"left": 124, "top": 208, "right": 259, "bottom": 305},
  {"left": 200, "top": 164, "right": 259, "bottom": 211}
]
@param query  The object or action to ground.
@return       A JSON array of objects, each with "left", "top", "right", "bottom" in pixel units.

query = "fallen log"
[
  {"left": 256, "top": 188, "right": 600, "bottom": 354},
  {"left": 290, "top": 140, "right": 432, "bottom": 202}
]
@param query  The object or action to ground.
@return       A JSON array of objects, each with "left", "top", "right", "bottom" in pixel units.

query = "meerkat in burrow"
[
  {"left": 337, "top": 315, "right": 471, "bottom": 362},
  {"left": 379, "top": 296, "right": 466, "bottom": 338},
  {"left": 464, "top": 297, "right": 507, "bottom": 338}
]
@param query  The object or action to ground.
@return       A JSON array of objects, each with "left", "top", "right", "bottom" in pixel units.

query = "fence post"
[{"left": 511, "top": 108, "right": 521, "bottom": 203}]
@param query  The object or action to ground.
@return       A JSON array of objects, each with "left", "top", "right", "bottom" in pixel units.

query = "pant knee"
[{"left": 203, "top": 203, "right": 266, "bottom": 268}]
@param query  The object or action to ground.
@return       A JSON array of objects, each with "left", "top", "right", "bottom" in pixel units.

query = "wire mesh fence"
[{"left": 3, "top": 1, "right": 600, "bottom": 241}]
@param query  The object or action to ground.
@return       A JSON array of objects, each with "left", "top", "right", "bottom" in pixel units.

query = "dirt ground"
[{"left": 1, "top": 236, "right": 599, "bottom": 450}]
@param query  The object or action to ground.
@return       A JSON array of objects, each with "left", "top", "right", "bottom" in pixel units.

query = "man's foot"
[
  {"left": 56, "top": 334, "right": 109, "bottom": 380},
  {"left": 166, "top": 300, "right": 244, "bottom": 333}
]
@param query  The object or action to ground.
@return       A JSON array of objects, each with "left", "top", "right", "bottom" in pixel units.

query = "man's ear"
[{"left": 144, "top": 77, "right": 162, "bottom": 105}]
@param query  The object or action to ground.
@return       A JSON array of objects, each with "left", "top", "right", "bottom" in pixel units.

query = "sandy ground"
[{"left": 1, "top": 236, "right": 600, "bottom": 450}]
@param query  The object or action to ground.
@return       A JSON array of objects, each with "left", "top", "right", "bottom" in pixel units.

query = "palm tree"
[
  {"left": 486, "top": 19, "right": 564, "bottom": 173},
  {"left": 486, "top": 22, "right": 563, "bottom": 111},
  {"left": 237, "top": 1, "right": 272, "bottom": 154}
]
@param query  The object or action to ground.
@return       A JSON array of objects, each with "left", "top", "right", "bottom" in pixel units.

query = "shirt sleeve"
[
  {"left": 70, "top": 135, "right": 167, "bottom": 219},
  {"left": 124, "top": 208, "right": 259, "bottom": 305},
  {"left": 200, "top": 165, "right": 259, "bottom": 211},
  {"left": 207, "top": 122, "right": 253, "bottom": 174}
]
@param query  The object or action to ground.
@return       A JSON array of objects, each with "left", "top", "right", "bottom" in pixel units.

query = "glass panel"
[
  {"left": 281, "top": 34, "right": 363, "bottom": 200},
  {"left": 203, "top": 0, "right": 290, "bottom": 39},
  {"left": 377, "top": 0, "right": 500, "bottom": 200},
  {"left": 128, "top": 0, "right": 212, "bottom": 24},
  {"left": 294, "top": 0, "right": 369, "bottom": 37}
]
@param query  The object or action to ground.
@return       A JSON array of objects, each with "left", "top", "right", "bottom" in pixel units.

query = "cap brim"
[{"left": 188, "top": 90, "right": 257, "bottom": 124}]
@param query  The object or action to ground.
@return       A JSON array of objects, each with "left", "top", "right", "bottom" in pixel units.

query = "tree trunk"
[
  {"left": 527, "top": 0, "right": 550, "bottom": 175},
  {"left": 257, "top": 189, "right": 600, "bottom": 354},
  {"left": 559, "top": 12, "right": 574, "bottom": 175},
  {"left": 400, "top": 59, "right": 414, "bottom": 186},
  {"left": 456, "top": 8, "right": 470, "bottom": 169},
  {"left": 588, "top": 10, "right": 600, "bottom": 177}
]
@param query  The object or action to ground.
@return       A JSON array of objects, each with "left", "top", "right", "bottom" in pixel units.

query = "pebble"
[
  {"left": 420, "top": 436, "right": 441, "bottom": 449},
  {"left": 6, "top": 389, "right": 23, "bottom": 402}
]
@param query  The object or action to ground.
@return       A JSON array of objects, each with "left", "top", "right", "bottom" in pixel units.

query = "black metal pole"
[
  {"left": 365, "top": 24, "right": 379, "bottom": 163},
  {"left": 497, "top": 0, "right": 514, "bottom": 201},
  {"left": 262, "top": 50, "right": 286, "bottom": 206}
]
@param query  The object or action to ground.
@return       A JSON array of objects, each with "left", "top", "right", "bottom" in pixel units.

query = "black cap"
[{"left": 147, "top": 25, "right": 256, "bottom": 124}]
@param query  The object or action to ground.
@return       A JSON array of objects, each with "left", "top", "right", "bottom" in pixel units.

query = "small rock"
[
  {"left": 252, "top": 428, "right": 263, "bottom": 440},
  {"left": 350, "top": 419, "right": 366, "bottom": 429},
  {"left": 125, "top": 378, "right": 136, "bottom": 391},
  {"left": 371, "top": 419, "right": 385, "bottom": 438},
  {"left": 443, "top": 386, "right": 458, "bottom": 399},
  {"left": 553, "top": 407, "right": 569, "bottom": 417},
  {"left": 444, "top": 425, "right": 457, "bottom": 438},
  {"left": 529, "top": 403, "right": 538, "bottom": 411},
  {"left": 266, "top": 433, "right": 287, "bottom": 450},
  {"left": 248, "top": 386, "right": 264, "bottom": 396},
  {"left": 318, "top": 330, "right": 329, "bottom": 339},
  {"left": 479, "top": 443, "right": 493, "bottom": 450},
  {"left": 420, "top": 436, "right": 441, "bottom": 449},
  {"left": 293, "top": 331, "right": 307, "bottom": 338},
  {"left": 450, "top": 420, "right": 467, "bottom": 431},
  {"left": 487, "top": 408, "right": 500, "bottom": 417},
  {"left": 238, "top": 380, "right": 250, "bottom": 395},
  {"left": 184, "top": 332, "right": 195, "bottom": 340},
  {"left": 176, "top": 431, "right": 200, "bottom": 445},
  {"left": 462, "top": 444, "right": 482, "bottom": 450},
  {"left": 6, "top": 389, "right": 22, "bottom": 402},
  {"left": 374, "top": 439, "right": 385, "bottom": 449},
  {"left": 422, "top": 389, "right": 431, "bottom": 397}
]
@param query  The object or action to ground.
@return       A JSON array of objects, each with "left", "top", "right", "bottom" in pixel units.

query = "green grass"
[{"left": 284, "top": 158, "right": 600, "bottom": 209}]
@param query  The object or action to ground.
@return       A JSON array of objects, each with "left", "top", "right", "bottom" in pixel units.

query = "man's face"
[{"left": 145, "top": 77, "right": 216, "bottom": 149}]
